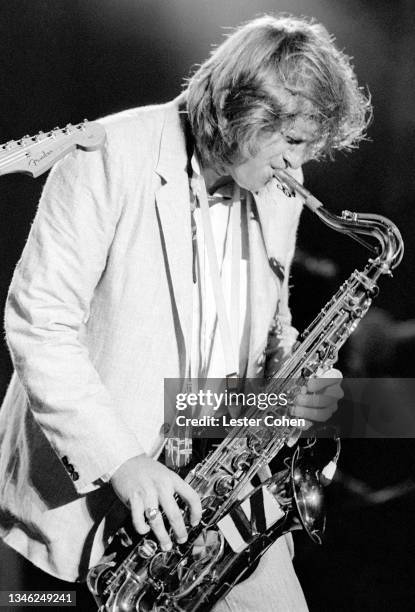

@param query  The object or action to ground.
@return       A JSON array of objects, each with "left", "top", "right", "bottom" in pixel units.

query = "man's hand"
[
  {"left": 291, "top": 367, "right": 343, "bottom": 428},
  {"left": 110, "top": 454, "right": 202, "bottom": 551}
]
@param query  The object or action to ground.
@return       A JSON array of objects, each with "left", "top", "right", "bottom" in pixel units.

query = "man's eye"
[{"left": 286, "top": 136, "right": 302, "bottom": 145}]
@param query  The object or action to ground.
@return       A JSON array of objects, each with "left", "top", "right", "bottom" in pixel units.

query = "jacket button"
[
  {"left": 72, "top": 471, "right": 79, "bottom": 482},
  {"left": 160, "top": 422, "right": 171, "bottom": 435}
]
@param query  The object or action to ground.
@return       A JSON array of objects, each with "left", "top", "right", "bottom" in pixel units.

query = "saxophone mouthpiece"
[{"left": 274, "top": 168, "right": 322, "bottom": 213}]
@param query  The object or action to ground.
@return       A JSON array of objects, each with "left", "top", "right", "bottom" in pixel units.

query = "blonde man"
[{"left": 0, "top": 15, "right": 370, "bottom": 611}]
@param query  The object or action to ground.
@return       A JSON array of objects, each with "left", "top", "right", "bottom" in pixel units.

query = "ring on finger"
[{"left": 144, "top": 506, "right": 160, "bottom": 522}]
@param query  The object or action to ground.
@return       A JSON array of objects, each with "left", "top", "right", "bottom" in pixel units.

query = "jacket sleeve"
[{"left": 4, "top": 141, "right": 144, "bottom": 494}]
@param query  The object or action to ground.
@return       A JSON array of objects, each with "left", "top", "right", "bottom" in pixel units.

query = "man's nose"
[{"left": 282, "top": 145, "right": 307, "bottom": 170}]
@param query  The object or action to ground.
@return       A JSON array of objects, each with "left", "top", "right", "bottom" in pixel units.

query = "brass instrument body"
[{"left": 88, "top": 171, "right": 403, "bottom": 612}]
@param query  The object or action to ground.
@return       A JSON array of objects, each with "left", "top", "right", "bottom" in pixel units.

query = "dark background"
[{"left": 0, "top": 1, "right": 414, "bottom": 610}]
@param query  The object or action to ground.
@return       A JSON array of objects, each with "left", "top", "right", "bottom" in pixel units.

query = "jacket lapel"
[
  {"left": 246, "top": 191, "right": 278, "bottom": 376},
  {"left": 154, "top": 99, "right": 193, "bottom": 374},
  {"left": 247, "top": 181, "right": 301, "bottom": 376}
]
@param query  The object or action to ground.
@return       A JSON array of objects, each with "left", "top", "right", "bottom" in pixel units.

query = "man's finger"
[
  {"left": 306, "top": 368, "right": 343, "bottom": 393},
  {"left": 295, "top": 385, "right": 343, "bottom": 409},
  {"left": 173, "top": 475, "right": 202, "bottom": 527},
  {"left": 129, "top": 490, "right": 150, "bottom": 535},
  {"left": 158, "top": 487, "right": 188, "bottom": 544},
  {"left": 291, "top": 405, "right": 336, "bottom": 422},
  {"left": 143, "top": 488, "right": 172, "bottom": 552}
]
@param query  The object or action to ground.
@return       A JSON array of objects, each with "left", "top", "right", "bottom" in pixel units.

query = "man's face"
[{"left": 226, "top": 117, "right": 322, "bottom": 192}]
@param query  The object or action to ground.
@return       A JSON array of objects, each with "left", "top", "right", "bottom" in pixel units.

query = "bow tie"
[{"left": 207, "top": 191, "right": 233, "bottom": 206}]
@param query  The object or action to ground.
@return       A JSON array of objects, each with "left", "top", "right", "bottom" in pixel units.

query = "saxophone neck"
[
  {"left": 274, "top": 168, "right": 404, "bottom": 274},
  {"left": 337, "top": 210, "right": 404, "bottom": 273}
]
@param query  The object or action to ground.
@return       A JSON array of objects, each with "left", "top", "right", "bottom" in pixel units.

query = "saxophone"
[{"left": 87, "top": 170, "right": 403, "bottom": 611}]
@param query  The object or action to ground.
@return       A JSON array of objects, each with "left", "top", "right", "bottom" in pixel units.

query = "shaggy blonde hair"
[{"left": 186, "top": 15, "right": 372, "bottom": 170}]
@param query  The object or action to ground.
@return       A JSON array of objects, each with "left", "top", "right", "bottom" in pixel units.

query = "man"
[{"left": 0, "top": 14, "right": 370, "bottom": 611}]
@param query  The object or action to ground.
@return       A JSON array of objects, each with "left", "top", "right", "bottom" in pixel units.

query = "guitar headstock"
[
  {"left": 0, "top": 120, "right": 106, "bottom": 178},
  {"left": 68, "top": 121, "right": 106, "bottom": 152}
]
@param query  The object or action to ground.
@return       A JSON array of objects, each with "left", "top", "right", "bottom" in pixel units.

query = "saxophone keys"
[
  {"left": 214, "top": 475, "right": 235, "bottom": 497},
  {"left": 137, "top": 538, "right": 158, "bottom": 559}
]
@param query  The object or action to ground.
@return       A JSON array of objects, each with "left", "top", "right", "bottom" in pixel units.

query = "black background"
[{"left": 0, "top": 1, "right": 414, "bottom": 610}]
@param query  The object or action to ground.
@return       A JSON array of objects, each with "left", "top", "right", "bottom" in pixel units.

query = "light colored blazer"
[{"left": 0, "top": 97, "right": 303, "bottom": 580}]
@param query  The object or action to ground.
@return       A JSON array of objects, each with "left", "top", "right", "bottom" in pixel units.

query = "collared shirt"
[{"left": 189, "top": 157, "right": 251, "bottom": 381}]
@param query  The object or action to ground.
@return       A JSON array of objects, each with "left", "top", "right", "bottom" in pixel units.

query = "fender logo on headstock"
[
  {"left": 0, "top": 120, "right": 106, "bottom": 178},
  {"left": 27, "top": 148, "right": 54, "bottom": 167}
]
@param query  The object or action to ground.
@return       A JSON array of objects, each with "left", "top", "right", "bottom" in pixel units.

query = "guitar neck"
[{"left": 0, "top": 121, "right": 106, "bottom": 178}]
